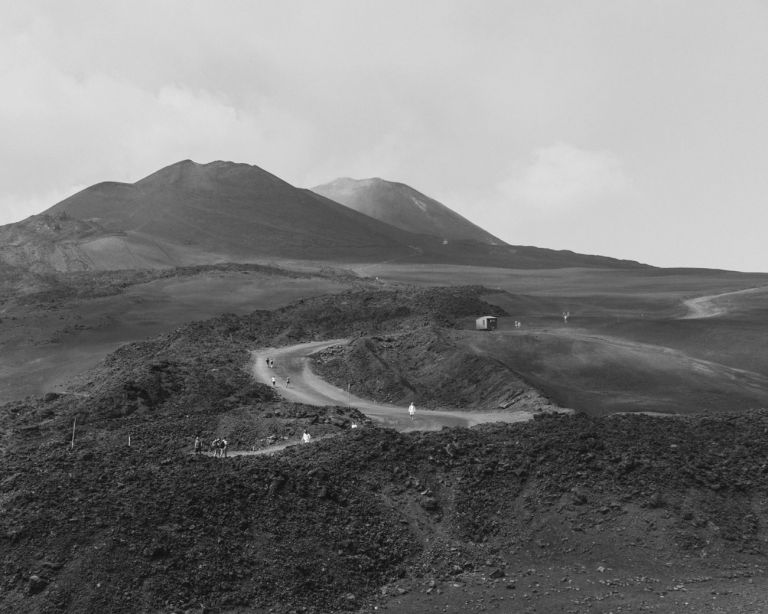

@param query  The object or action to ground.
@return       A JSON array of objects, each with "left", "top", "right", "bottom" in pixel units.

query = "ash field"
[{"left": 3, "top": 160, "right": 768, "bottom": 613}]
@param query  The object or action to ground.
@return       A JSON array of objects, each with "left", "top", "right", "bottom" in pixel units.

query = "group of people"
[
  {"left": 194, "top": 436, "right": 229, "bottom": 457},
  {"left": 270, "top": 376, "right": 290, "bottom": 386},
  {"left": 211, "top": 438, "right": 229, "bottom": 457},
  {"left": 266, "top": 357, "right": 290, "bottom": 387}
]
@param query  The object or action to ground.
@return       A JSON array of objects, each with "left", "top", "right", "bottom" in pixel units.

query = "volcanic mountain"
[
  {"left": 0, "top": 159, "right": 648, "bottom": 273},
  {"left": 42, "top": 160, "right": 419, "bottom": 265},
  {"left": 312, "top": 177, "right": 503, "bottom": 245}
]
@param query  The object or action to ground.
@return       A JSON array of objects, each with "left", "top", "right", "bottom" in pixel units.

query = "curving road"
[
  {"left": 681, "top": 285, "right": 768, "bottom": 319},
  {"left": 251, "top": 339, "right": 538, "bottom": 433}
]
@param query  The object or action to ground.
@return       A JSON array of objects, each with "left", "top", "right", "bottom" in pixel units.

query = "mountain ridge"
[
  {"left": 43, "top": 160, "right": 421, "bottom": 262},
  {"left": 312, "top": 176, "right": 505, "bottom": 245},
  {"left": 0, "top": 159, "right": 649, "bottom": 274}
]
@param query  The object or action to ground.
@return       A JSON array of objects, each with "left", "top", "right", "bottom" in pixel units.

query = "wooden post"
[
  {"left": 70, "top": 416, "right": 77, "bottom": 450},
  {"left": 128, "top": 435, "right": 131, "bottom": 447}
]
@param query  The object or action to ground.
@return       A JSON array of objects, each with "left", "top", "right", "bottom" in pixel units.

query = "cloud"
[
  {"left": 0, "top": 26, "right": 315, "bottom": 214},
  {"left": 0, "top": 184, "right": 87, "bottom": 226},
  {"left": 499, "top": 143, "right": 629, "bottom": 210}
]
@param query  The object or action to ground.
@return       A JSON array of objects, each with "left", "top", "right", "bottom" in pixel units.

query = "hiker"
[
  {"left": 271, "top": 376, "right": 276, "bottom": 386},
  {"left": 194, "top": 436, "right": 202, "bottom": 455},
  {"left": 285, "top": 376, "right": 290, "bottom": 387},
  {"left": 408, "top": 402, "right": 416, "bottom": 420},
  {"left": 266, "top": 357, "right": 271, "bottom": 368},
  {"left": 211, "top": 438, "right": 220, "bottom": 457},
  {"left": 270, "top": 359, "right": 275, "bottom": 368},
  {"left": 302, "top": 431, "right": 311, "bottom": 444},
  {"left": 222, "top": 438, "right": 229, "bottom": 458}
]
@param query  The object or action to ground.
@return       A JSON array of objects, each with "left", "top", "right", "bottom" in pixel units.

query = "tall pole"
[
  {"left": 348, "top": 383, "right": 351, "bottom": 406},
  {"left": 70, "top": 415, "right": 77, "bottom": 450}
]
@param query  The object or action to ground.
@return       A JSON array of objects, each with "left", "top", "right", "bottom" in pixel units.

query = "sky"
[{"left": 2, "top": 1, "right": 768, "bottom": 271}]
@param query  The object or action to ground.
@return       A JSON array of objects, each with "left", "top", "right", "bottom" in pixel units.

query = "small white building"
[{"left": 475, "top": 315, "right": 498, "bottom": 331}]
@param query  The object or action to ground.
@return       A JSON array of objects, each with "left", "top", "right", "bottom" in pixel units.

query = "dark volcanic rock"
[
  {"left": 4, "top": 406, "right": 768, "bottom": 612},
  {"left": 27, "top": 575, "right": 47, "bottom": 595},
  {"left": 2, "top": 285, "right": 768, "bottom": 612}
]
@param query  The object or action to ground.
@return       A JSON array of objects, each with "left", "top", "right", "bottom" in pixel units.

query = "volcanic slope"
[
  {"left": 0, "top": 212, "right": 206, "bottom": 274},
  {"left": 43, "top": 160, "right": 420, "bottom": 264},
  {"left": 312, "top": 176, "right": 503, "bottom": 245},
  {"left": 12, "top": 159, "right": 645, "bottom": 271},
  {"left": 3, "top": 285, "right": 768, "bottom": 613}
]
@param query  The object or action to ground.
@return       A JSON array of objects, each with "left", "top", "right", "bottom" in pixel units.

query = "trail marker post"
[{"left": 70, "top": 416, "right": 77, "bottom": 450}]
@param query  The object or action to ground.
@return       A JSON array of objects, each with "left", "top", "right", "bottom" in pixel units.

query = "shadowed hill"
[
  {"left": 312, "top": 176, "right": 504, "bottom": 245},
  {"left": 0, "top": 212, "right": 216, "bottom": 274},
  {"left": 3, "top": 285, "right": 768, "bottom": 612},
  {"left": 0, "top": 159, "right": 650, "bottom": 272},
  {"left": 44, "top": 160, "right": 419, "bottom": 262}
]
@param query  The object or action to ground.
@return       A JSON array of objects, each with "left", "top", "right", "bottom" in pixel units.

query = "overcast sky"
[{"left": 2, "top": 1, "right": 767, "bottom": 271}]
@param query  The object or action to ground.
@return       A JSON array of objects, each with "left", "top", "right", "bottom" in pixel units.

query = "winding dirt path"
[
  {"left": 681, "top": 285, "right": 768, "bottom": 319},
  {"left": 251, "top": 339, "right": 538, "bottom": 434}
]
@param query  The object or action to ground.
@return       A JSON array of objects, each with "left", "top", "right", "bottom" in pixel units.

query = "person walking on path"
[
  {"left": 408, "top": 402, "right": 416, "bottom": 421},
  {"left": 285, "top": 376, "right": 290, "bottom": 387},
  {"left": 194, "top": 436, "right": 202, "bottom": 455},
  {"left": 302, "top": 431, "right": 311, "bottom": 444},
  {"left": 222, "top": 438, "right": 229, "bottom": 458},
  {"left": 271, "top": 376, "right": 276, "bottom": 387}
]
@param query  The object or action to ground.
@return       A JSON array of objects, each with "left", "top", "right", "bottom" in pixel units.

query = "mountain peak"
[
  {"left": 19, "top": 160, "right": 647, "bottom": 272},
  {"left": 137, "top": 159, "right": 285, "bottom": 189},
  {"left": 40, "top": 160, "right": 424, "bottom": 265},
  {"left": 313, "top": 177, "right": 505, "bottom": 245}
]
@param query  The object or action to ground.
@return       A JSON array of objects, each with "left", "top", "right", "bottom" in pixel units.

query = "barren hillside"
[
  {"left": 312, "top": 176, "right": 504, "bottom": 245},
  {"left": 0, "top": 160, "right": 650, "bottom": 273},
  {"left": 1, "top": 286, "right": 768, "bottom": 612}
]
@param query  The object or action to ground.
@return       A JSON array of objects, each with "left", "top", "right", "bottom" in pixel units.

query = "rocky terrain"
[
  {"left": 312, "top": 327, "right": 559, "bottom": 413},
  {"left": 2, "top": 285, "right": 768, "bottom": 613}
]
